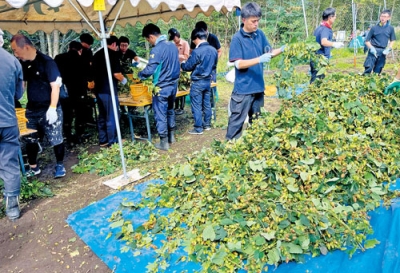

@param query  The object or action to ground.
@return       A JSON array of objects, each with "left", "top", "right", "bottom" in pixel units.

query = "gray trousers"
[
  {"left": 0, "top": 125, "right": 21, "bottom": 197},
  {"left": 226, "top": 92, "right": 264, "bottom": 140}
]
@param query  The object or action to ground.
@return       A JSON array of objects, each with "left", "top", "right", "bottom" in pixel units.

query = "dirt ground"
[{"left": 0, "top": 82, "right": 281, "bottom": 273}]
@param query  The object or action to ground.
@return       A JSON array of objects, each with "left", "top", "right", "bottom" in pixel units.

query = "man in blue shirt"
[
  {"left": 364, "top": 9, "right": 396, "bottom": 74},
  {"left": 139, "top": 24, "right": 180, "bottom": 151},
  {"left": 226, "top": 2, "right": 284, "bottom": 140},
  {"left": 0, "top": 47, "right": 24, "bottom": 220},
  {"left": 181, "top": 28, "right": 218, "bottom": 134},
  {"left": 11, "top": 34, "right": 66, "bottom": 179},
  {"left": 310, "top": 7, "right": 343, "bottom": 83}
]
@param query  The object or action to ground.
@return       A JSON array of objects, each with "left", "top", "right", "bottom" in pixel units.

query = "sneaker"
[
  {"left": 188, "top": 129, "right": 203, "bottom": 135},
  {"left": 204, "top": 126, "right": 212, "bottom": 131},
  {"left": 26, "top": 166, "right": 41, "bottom": 177},
  {"left": 5, "top": 196, "right": 20, "bottom": 220},
  {"left": 99, "top": 142, "right": 108, "bottom": 147},
  {"left": 54, "top": 164, "right": 66, "bottom": 178},
  {"left": 175, "top": 109, "right": 184, "bottom": 115}
]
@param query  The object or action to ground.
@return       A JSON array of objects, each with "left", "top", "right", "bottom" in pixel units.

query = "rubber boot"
[
  {"left": 168, "top": 131, "right": 176, "bottom": 144},
  {"left": 155, "top": 137, "right": 169, "bottom": 151},
  {"left": 5, "top": 196, "right": 20, "bottom": 220}
]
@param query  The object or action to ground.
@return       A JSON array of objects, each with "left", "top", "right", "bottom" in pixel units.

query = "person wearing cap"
[
  {"left": 118, "top": 36, "right": 140, "bottom": 75},
  {"left": 363, "top": 9, "right": 396, "bottom": 75},
  {"left": 55, "top": 41, "right": 87, "bottom": 146},
  {"left": 92, "top": 35, "right": 127, "bottom": 147},
  {"left": 226, "top": 2, "right": 284, "bottom": 140},
  {"left": 181, "top": 28, "right": 218, "bottom": 135},
  {"left": 310, "top": 7, "right": 344, "bottom": 83},
  {"left": 168, "top": 28, "right": 190, "bottom": 116},
  {"left": 139, "top": 23, "right": 180, "bottom": 151},
  {"left": 0, "top": 39, "right": 24, "bottom": 220}
]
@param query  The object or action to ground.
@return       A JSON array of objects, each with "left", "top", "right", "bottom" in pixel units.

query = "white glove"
[
  {"left": 121, "top": 77, "right": 128, "bottom": 85},
  {"left": 369, "top": 47, "right": 377, "bottom": 57},
  {"left": 332, "top": 42, "right": 344, "bottom": 49},
  {"left": 259, "top": 53, "right": 272, "bottom": 63},
  {"left": 383, "top": 47, "right": 392, "bottom": 55},
  {"left": 227, "top": 61, "right": 235, "bottom": 67},
  {"left": 46, "top": 107, "right": 58, "bottom": 125}
]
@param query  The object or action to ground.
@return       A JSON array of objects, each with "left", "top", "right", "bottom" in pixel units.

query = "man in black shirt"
[
  {"left": 363, "top": 10, "right": 396, "bottom": 74},
  {"left": 11, "top": 34, "right": 66, "bottom": 179},
  {"left": 92, "top": 36, "right": 128, "bottom": 147},
  {"left": 80, "top": 33, "right": 97, "bottom": 126},
  {"left": 118, "top": 36, "right": 140, "bottom": 75},
  {"left": 55, "top": 41, "right": 87, "bottom": 145}
]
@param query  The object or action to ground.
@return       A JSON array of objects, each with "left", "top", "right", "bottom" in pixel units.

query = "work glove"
[
  {"left": 227, "top": 61, "right": 235, "bottom": 67},
  {"left": 369, "top": 46, "right": 377, "bottom": 57},
  {"left": 280, "top": 45, "right": 286, "bottom": 52},
  {"left": 383, "top": 47, "right": 392, "bottom": 55},
  {"left": 121, "top": 77, "right": 128, "bottom": 85},
  {"left": 332, "top": 42, "right": 344, "bottom": 49},
  {"left": 132, "top": 61, "right": 139, "bottom": 67},
  {"left": 46, "top": 107, "right": 58, "bottom": 125},
  {"left": 259, "top": 53, "right": 272, "bottom": 63}
]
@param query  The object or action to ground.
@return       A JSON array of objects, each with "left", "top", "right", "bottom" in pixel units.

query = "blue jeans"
[
  {"left": 364, "top": 48, "right": 386, "bottom": 74},
  {"left": 226, "top": 92, "right": 264, "bottom": 140},
  {"left": 0, "top": 125, "right": 21, "bottom": 197},
  {"left": 97, "top": 93, "right": 120, "bottom": 145},
  {"left": 190, "top": 81, "right": 212, "bottom": 133},
  {"left": 152, "top": 83, "right": 177, "bottom": 138}
]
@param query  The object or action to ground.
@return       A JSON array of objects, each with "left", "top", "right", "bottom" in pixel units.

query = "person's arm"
[
  {"left": 14, "top": 60, "right": 24, "bottom": 100},
  {"left": 138, "top": 49, "right": 159, "bottom": 79},
  {"left": 49, "top": 80, "right": 60, "bottom": 108},
  {"left": 114, "top": 72, "right": 125, "bottom": 82},
  {"left": 217, "top": 48, "right": 222, "bottom": 59},
  {"left": 233, "top": 58, "right": 263, "bottom": 70},
  {"left": 181, "top": 51, "right": 197, "bottom": 72}
]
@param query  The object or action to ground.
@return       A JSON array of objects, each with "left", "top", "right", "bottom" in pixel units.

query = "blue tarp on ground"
[{"left": 66, "top": 179, "right": 400, "bottom": 273}]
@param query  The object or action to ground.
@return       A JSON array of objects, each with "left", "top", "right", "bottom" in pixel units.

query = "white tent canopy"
[
  {"left": 2, "top": 0, "right": 240, "bottom": 178},
  {"left": 1, "top": 0, "right": 240, "bottom": 34}
]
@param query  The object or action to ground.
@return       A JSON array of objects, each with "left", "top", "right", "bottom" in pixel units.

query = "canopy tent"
[
  {"left": 0, "top": 0, "right": 240, "bottom": 34},
  {"left": 3, "top": 0, "right": 241, "bottom": 179}
]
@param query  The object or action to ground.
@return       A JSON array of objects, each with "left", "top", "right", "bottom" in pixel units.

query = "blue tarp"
[{"left": 66, "top": 179, "right": 400, "bottom": 272}]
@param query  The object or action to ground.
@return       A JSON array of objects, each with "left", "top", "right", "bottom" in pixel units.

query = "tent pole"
[
  {"left": 108, "top": 0, "right": 126, "bottom": 34},
  {"left": 68, "top": 0, "right": 101, "bottom": 37},
  {"left": 301, "top": 0, "right": 309, "bottom": 38},
  {"left": 98, "top": 10, "right": 128, "bottom": 179},
  {"left": 352, "top": 0, "right": 357, "bottom": 67}
]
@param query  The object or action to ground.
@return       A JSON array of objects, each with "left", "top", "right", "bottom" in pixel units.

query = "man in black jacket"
[{"left": 55, "top": 41, "right": 87, "bottom": 145}]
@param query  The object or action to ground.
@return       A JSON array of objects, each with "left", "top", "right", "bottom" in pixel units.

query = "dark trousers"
[
  {"left": 190, "top": 81, "right": 212, "bottom": 133},
  {"left": 60, "top": 96, "right": 86, "bottom": 141},
  {"left": 310, "top": 60, "right": 325, "bottom": 84},
  {"left": 364, "top": 48, "right": 386, "bottom": 74},
  {"left": 226, "top": 92, "right": 264, "bottom": 140},
  {"left": 152, "top": 84, "right": 177, "bottom": 138},
  {"left": 0, "top": 125, "right": 21, "bottom": 197},
  {"left": 25, "top": 107, "right": 64, "bottom": 165},
  {"left": 97, "top": 93, "right": 120, "bottom": 145},
  {"left": 174, "top": 96, "right": 185, "bottom": 110}
]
